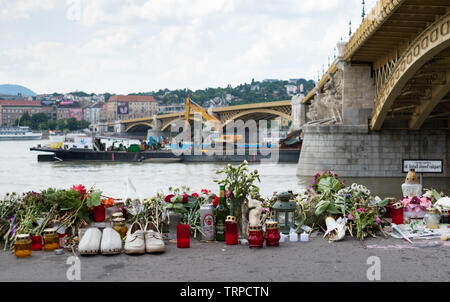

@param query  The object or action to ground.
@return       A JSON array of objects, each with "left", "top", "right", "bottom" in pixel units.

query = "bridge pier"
[{"left": 297, "top": 125, "right": 450, "bottom": 177}]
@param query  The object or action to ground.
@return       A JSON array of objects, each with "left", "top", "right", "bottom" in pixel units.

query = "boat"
[
  {"left": 0, "top": 126, "right": 42, "bottom": 141},
  {"left": 30, "top": 135, "right": 301, "bottom": 163}
]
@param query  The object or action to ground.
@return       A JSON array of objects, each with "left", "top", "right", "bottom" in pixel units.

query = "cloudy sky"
[{"left": 0, "top": 0, "right": 378, "bottom": 94}]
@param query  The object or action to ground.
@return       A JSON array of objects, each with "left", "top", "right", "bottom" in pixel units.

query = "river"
[{"left": 0, "top": 140, "right": 448, "bottom": 199}]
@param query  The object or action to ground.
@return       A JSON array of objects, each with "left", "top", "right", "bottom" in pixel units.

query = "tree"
[
  {"left": 66, "top": 118, "right": 78, "bottom": 131},
  {"left": 30, "top": 113, "right": 48, "bottom": 130},
  {"left": 78, "top": 120, "right": 90, "bottom": 130},
  {"left": 48, "top": 121, "right": 57, "bottom": 131},
  {"left": 57, "top": 119, "right": 66, "bottom": 130}
]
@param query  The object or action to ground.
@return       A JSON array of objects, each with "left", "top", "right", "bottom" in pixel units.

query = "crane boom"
[{"left": 184, "top": 92, "right": 221, "bottom": 130}]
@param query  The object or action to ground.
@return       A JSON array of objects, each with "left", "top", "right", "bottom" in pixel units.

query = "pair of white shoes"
[
  {"left": 125, "top": 222, "right": 165, "bottom": 254},
  {"left": 79, "top": 227, "right": 122, "bottom": 256}
]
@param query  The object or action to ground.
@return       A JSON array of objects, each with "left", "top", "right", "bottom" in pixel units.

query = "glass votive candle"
[
  {"left": 391, "top": 205, "right": 404, "bottom": 225},
  {"left": 177, "top": 224, "right": 190, "bottom": 248},
  {"left": 15, "top": 234, "right": 32, "bottom": 258},
  {"left": 248, "top": 225, "right": 264, "bottom": 248},
  {"left": 225, "top": 216, "right": 238, "bottom": 246},
  {"left": 30, "top": 235, "right": 43, "bottom": 251},
  {"left": 265, "top": 221, "right": 280, "bottom": 247},
  {"left": 93, "top": 205, "right": 106, "bottom": 222},
  {"left": 43, "top": 228, "right": 59, "bottom": 251}
]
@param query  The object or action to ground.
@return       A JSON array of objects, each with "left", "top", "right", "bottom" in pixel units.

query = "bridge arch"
[
  {"left": 222, "top": 109, "right": 292, "bottom": 128},
  {"left": 371, "top": 13, "right": 450, "bottom": 130},
  {"left": 125, "top": 122, "right": 153, "bottom": 133}
]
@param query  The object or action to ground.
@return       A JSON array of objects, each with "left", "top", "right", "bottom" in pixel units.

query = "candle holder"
[
  {"left": 177, "top": 224, "right": 190, "bottom": 248},
  {"left": 30, "top": 235, "right": 43, "bottom": 251},
  {"left": 248, "top": 225, "right": 264, "bottom": 248},
  {"left": 391, "top": 202, "right": 404, "bottom": 225},
  {"left": 265, "top": 221, "right": 280, "bottom": 247},
  {"left": 225, "top": 216, "right": 238, "bottom": 246},
  {"left": 93, "top": 205, "right": 106, "bottom": 223}
]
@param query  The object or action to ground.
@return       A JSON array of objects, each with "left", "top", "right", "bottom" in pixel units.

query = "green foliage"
[
  {"left": 317, "top": 177, "right": 343, "bottom": 197},
  {"left": 86, "top": 191, "right": 102, "bottom": 208},
  {"left": 151, "top": 79, "right": 315, "bottom": 107},
  {"left": 215, "top": 161, "right": 261, "bottom": 204}
]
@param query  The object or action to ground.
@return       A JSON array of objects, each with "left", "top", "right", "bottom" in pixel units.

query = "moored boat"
[{"left": 0, "top": 126, "right": 42, "bottom": 141}]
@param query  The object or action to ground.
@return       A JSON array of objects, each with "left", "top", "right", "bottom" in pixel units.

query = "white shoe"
[
  {"left": 78, "top": 228, "right": 102, "bottom": 255},
  {"left": 144, "top": 222, "right": 165, "bottom": 253},
  {"left": 124, "top": 222, "right": 145, "bottom": 255},
  {"left": 101, "top": 228, "right": 122, "bottom": 255}
]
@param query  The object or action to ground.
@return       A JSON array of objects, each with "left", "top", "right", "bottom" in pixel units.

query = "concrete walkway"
[{"left": 1, "top": 237, "right": 449, "bottom": 282}]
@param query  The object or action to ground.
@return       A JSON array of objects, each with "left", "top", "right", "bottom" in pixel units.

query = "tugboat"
[{"left": 0, "top": 126, "right": 42, "bottom": 141}]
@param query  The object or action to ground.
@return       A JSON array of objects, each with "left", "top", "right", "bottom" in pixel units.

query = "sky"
[{"left": 0, "top": 0, "right": 378, "bottom": 94}]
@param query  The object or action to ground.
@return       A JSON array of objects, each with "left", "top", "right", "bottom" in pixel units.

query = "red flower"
[
  {"left": 212, "top": 195, "right": 219, "bottom": 207},
  {"left": 182, "top": 194, "right": 189, "bottom": 204},
  {"left": 102, "top": 197, "right": 115, "bottom": 208},
  {"left": 191, "top": 193, "right": 199, "bottom": 198},
  {"left": 164, "top": 194, "right": 175, "bottom": 203},
  {"left": 72, "top": 185, "right": 87, "bottom": 200},
  {"left": 201, "top": 189, "right": 209, "bottom": 195}
]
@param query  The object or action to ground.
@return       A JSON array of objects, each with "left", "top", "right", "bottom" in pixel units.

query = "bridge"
[
  {"left": 119, "top": 100, "right": 293, "bottom": 133},
  {"left": 302, "top": 0, "right": 450, "bottom": 130},
  {"left": 297, "top": 0, "right": 450, "bottom": 177}
]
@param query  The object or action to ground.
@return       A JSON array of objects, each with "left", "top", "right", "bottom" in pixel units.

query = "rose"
[
  {"left": 212, "top": 196, "right": 219, "bottom": 207},
  {"left": 164, "top": 194, "right": 175, "bottom": 203},
  {"left": 182, "top": 194, "right": 189, "bottom": 204},
  {"left": 201, "top": 189, "right": 209, "bottom": 195},
  {"left": 191, "top": 193, "right": 199, "bottom": 198},
  {"left": 347, "top": 213, "right": 355, "bottom": 221}
]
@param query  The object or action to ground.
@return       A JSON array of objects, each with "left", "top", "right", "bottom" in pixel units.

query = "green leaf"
[
  {"left": 318, "top": 177, "right": 342, "bottom": 195},
  {"left": 432, "top": 189, "right": 442, "bottom": 201},
  {"left": 378, "top": 199, "right": 389, "bottom": 208},
  {"left": 86, "top": 191, "right": 102, "bottom": 208}
]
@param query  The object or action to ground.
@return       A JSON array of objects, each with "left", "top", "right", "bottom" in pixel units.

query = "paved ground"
[{"left": 1, "top": 236, "right": 449, "bottom": 282}]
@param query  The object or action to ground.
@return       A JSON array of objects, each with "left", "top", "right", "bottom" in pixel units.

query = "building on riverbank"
[
  {"left": 106, "top": 95, "right": 158, "bottom": 122},
  {"left": 0, "top": 100, "right": 43, "bottom": 126}
]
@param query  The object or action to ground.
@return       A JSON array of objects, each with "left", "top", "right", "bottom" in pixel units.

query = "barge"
[{"left": 30, "top": 146, "right": 301, "bottom": 163}]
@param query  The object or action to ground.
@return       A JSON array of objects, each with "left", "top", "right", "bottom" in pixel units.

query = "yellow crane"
[{"left": 184, "top": 91, "right": 221, "bottom": 131}]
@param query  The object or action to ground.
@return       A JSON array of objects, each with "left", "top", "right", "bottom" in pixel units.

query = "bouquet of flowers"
[{"left": 401, "top": 196, "right": 432, "bottom": 218}]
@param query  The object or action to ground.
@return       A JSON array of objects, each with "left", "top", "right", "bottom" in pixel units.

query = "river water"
[{"left": 0, "top": 140, "right": 448, "bottom": 199}]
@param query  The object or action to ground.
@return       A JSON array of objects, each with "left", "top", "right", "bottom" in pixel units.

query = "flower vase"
[
  {"left": 168, "top": 211, "right": 182, "bottom": 240},
  {"left": 230, "top": 198, "right": 248, "bottom": 239},
  {"left": 93, "top": 205, "right": 106, "bottom": 222}
]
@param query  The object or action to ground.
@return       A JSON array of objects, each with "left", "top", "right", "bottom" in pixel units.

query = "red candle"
[
  {"left": 265, "top": 222, "right": 280, "bottom": 247},
  {"left": 30, "top": 235, "right": 42, "bottom": 251},
  {"left": 177, "top": 224, "right": 190, "bottom": 248},
  {"left": 385, "top": 204, "right": 392, "bottom": 218},
  {"left": 392, "top": 207, "right": 404, "bottom": 225},
  {"left": 94, "top": 205, "right": 106, "bottom": 222},
  {"left": 248, "top": 226, "right": 264, "bottom": 248},
  {"left": 225, "top": 216, "right": 238, "bottom": 246}
]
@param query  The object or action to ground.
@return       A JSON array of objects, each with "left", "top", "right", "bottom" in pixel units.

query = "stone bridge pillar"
[
  {"left": 341, "top": 62, "right": 375, "bottom": 125},
  {"left": 290, "top": 94, "right": 306, "bottom": 132},
  {"left": 114, "top": 121, "right": 125, "bottom": 133}
]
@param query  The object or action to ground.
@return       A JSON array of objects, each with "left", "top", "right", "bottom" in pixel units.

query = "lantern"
[{"left": 272, "top": 192, "right": 296, "bottom": 234}]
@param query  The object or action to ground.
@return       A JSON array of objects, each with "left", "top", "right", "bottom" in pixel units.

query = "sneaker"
[
  {"left": 101, "top": 228, "right": 122, "bottom": 255},
  {"left": 124, "top": 222, "right": 145, "bottom": 255},
  {"left": 78, "top": 228, "right": 102, "bottom": 255},
  {"left": 144, "top": 222, "right": 166, "bottom": 253}
]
